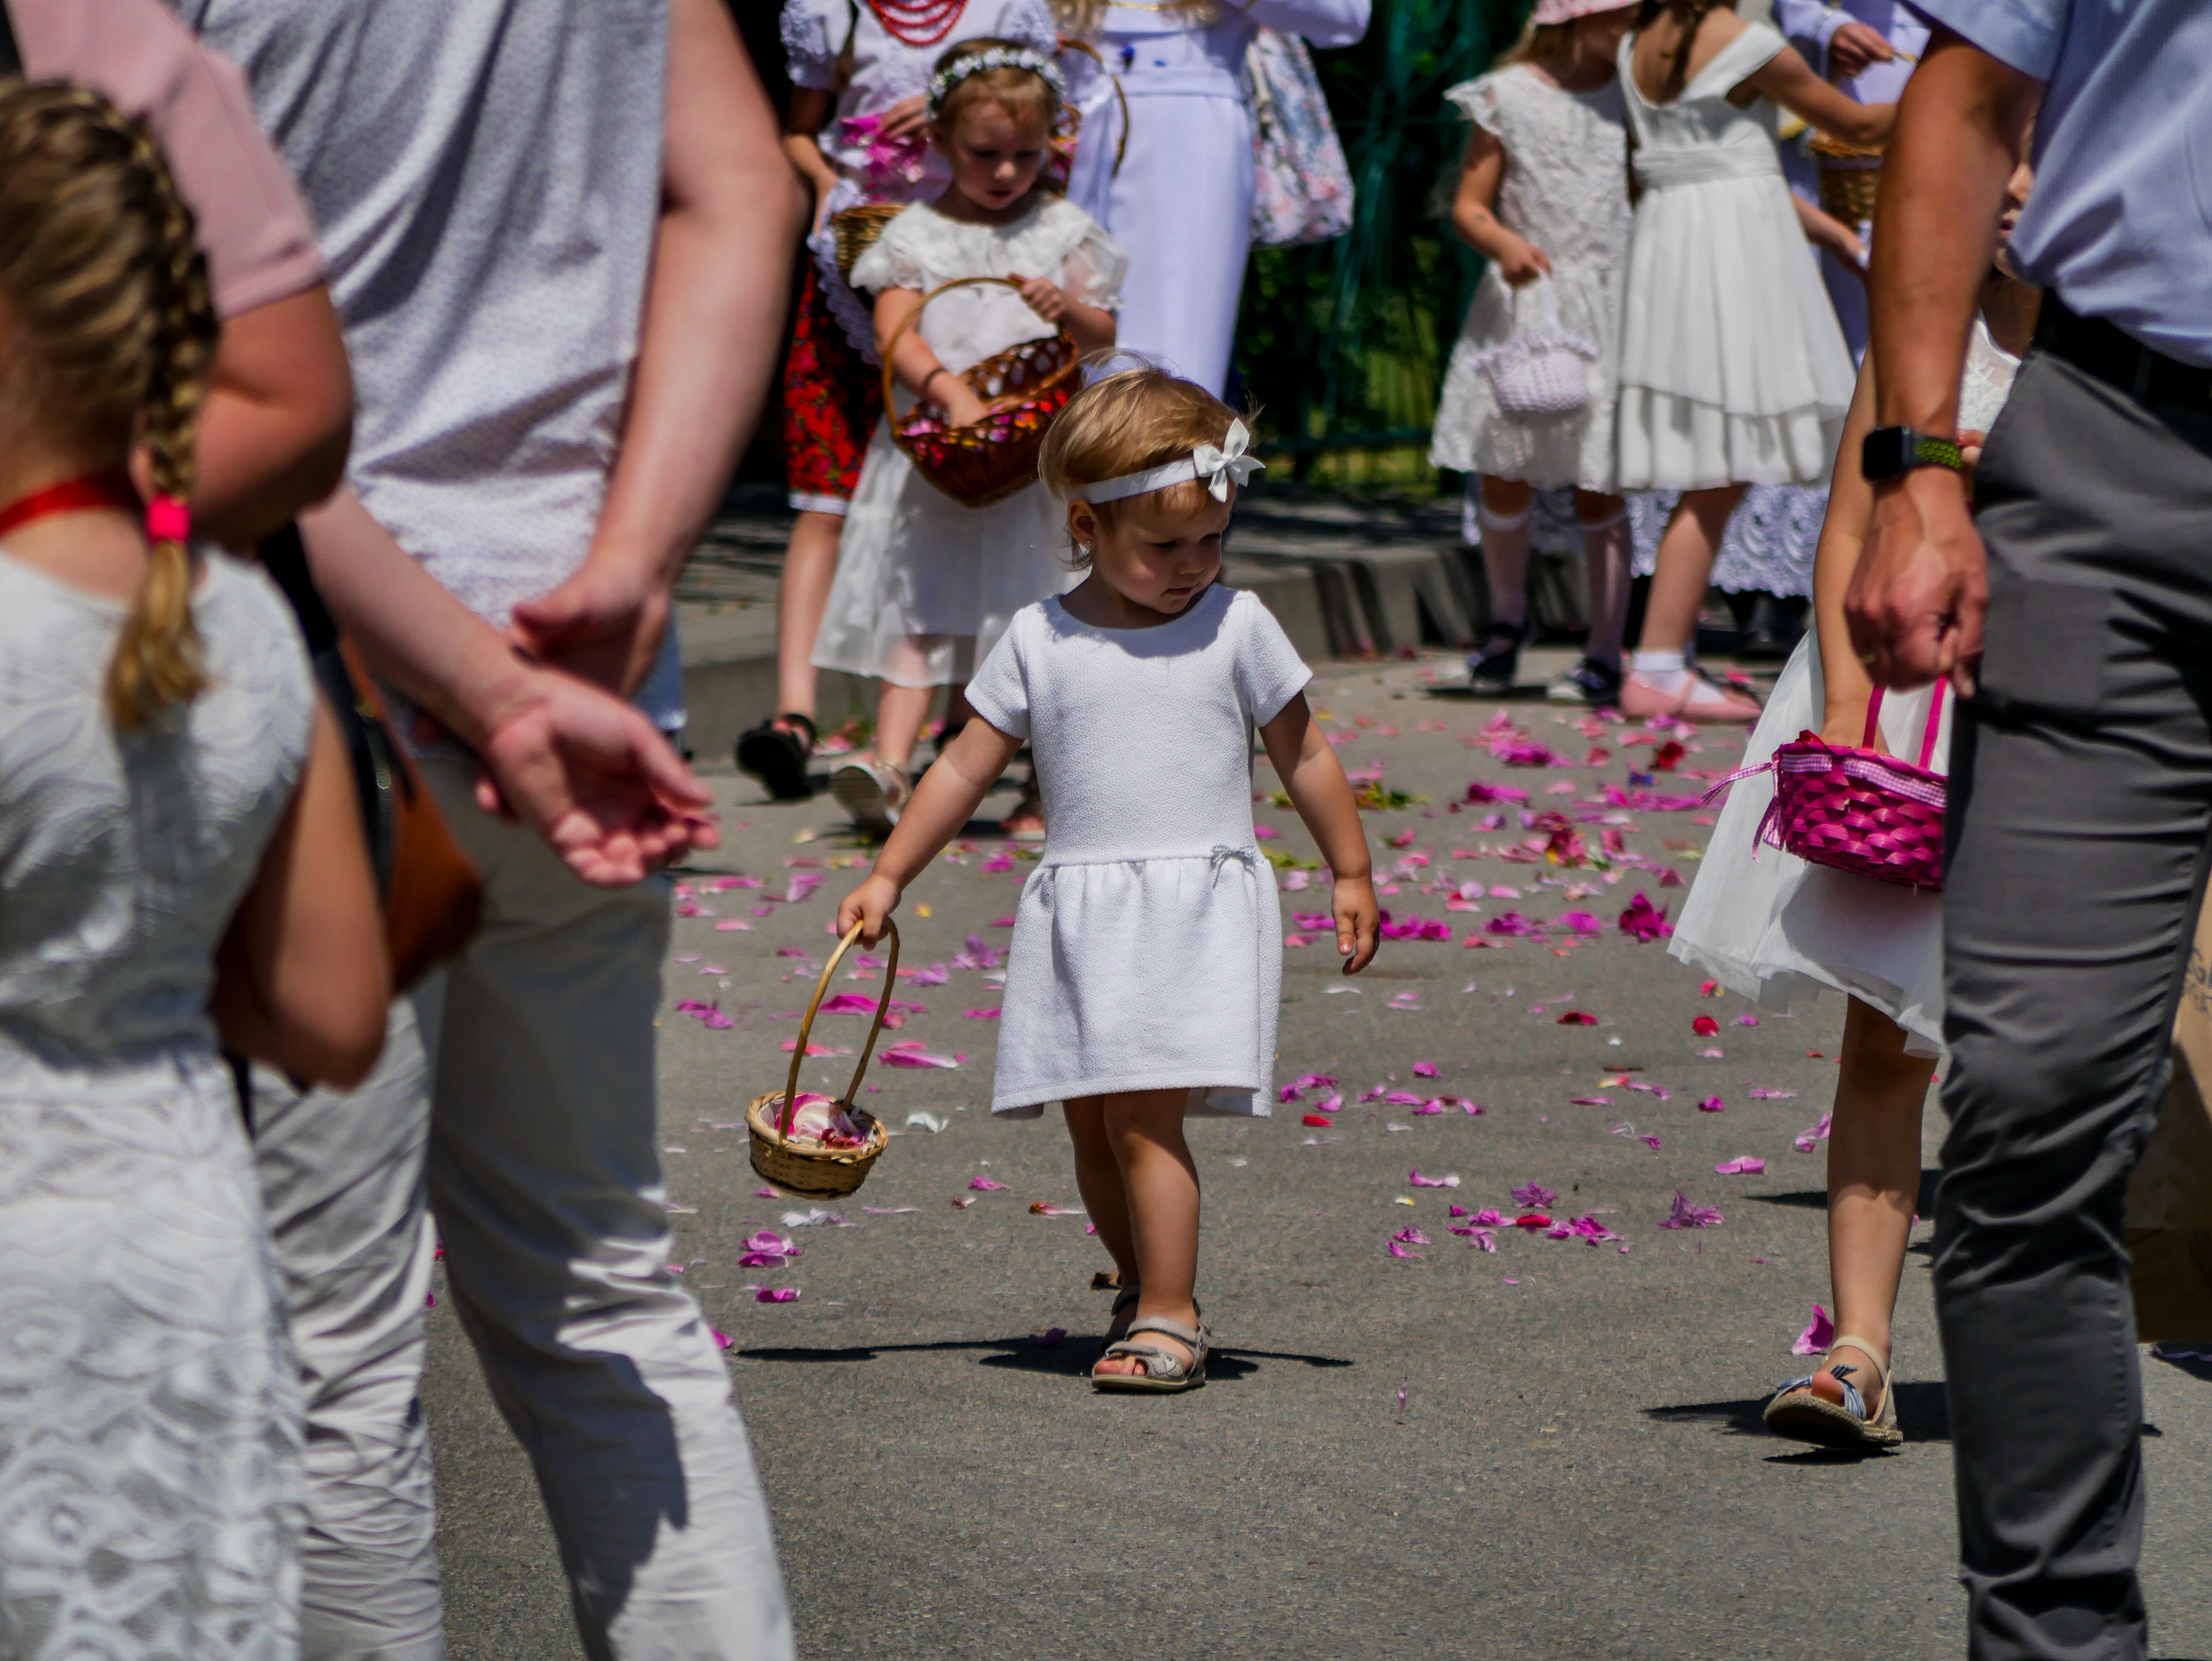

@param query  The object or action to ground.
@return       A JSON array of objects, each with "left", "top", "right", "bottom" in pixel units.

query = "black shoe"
[
  {"left": 736, "top": 712, "right": 817, "bottom": 800},
  {"left": 1467, "top": 621, "right": 1529, "bottom": 694},
  {"left": 1734, "top": 593, "right": 1808, "bottom": 662},
  {"left": 1546, "top": 656, "right": 1623, "bottom": 705}
]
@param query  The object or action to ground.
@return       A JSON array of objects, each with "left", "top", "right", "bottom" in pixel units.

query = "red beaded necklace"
[
  {"left": 0, "top": 470, "right": 138, "bottom": 540},
  {"left": 868, "top": 0, "right": 967, "bottom": 48}
]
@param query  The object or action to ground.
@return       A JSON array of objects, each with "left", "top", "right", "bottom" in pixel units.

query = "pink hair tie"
[{"left": 144, "top": 495, "right": 191, "bottom": 544}]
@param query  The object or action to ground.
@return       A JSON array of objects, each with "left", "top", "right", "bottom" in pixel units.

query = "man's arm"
[
  {"left": 194, "top": 284, "right": 353, "bottom": 547},
  {"left": 1844, "top": 29, "right": 2039, "bottom": 693},
  {"left": 301, "top": 487, "right": 718, "bottom": 887},
  {"left": 507, "top": 0, "right": 807, "bottom": 695}
]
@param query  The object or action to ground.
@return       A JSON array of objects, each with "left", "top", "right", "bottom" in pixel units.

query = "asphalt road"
[{"left": 426, "top": 646, "right": 2212, "bottom": 1660}]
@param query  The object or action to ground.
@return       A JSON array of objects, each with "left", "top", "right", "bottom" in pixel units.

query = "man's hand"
[
  {"left": 1828, "top": 20, "right": 1895, "bottom": 79},
  {"left": 1846, "top": 468, "right": 1986, "bottom": 697},
  {"left": 836, "top": 873, "right": 902, "bottom": 947},
  {"left": 472, "top": 666, "right": 719, "bottom": 886},
  {"left": 1332, "top": 873, "right": 1380, "bottom": 974},
  {"left": 508, "top": 559, "right": 672, "bottom": 696}
]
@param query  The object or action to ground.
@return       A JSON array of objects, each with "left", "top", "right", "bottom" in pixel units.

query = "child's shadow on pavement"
[{"left": 740, "top": 1337, "right": 1350, "bottom": 1383}]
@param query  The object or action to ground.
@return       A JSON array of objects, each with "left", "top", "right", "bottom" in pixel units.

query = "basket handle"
[
  {"left": 878, "top": 275, "right": 1076, "bottom": 426},
  {"left": 774, "top": 918, "right": 903, "bottom": 1146},
  {"left": 1859, "top": 684, "right": 1948, "bottom": 769}
]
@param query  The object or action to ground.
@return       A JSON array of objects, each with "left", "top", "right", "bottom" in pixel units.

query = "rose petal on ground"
[
  {"left": 1698, "top": 1095, "right": 1726, "bottom": 1113},
  {"left": 1793, "top": 1303, "right": 1836, "bottom": 1356},
  {"left": 755, "top": 1288, "right": 800, "bottom": 1304},
  {"left": 1510, "top": 1182, "right": 1558, "bottom": 1208},
  {"left": 1659, "top": 1190, "right": 1723, "bottom": 1228},
  {"left": 968, "top": 1176, "right": 1008, "bottom": 1191},
  {"left": 1692, "top": 1015, "right": 1721, "bottom": 1036},
  {"left": 1408, "top": 1171, "right": 1461, "bottom": 1189}
]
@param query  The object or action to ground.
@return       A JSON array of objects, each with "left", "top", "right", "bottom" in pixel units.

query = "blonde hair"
[
  {"left": 1038, "top": 364, "right": 1251, "bottom": 554},
  {"left": 1493, "top": 16, "right": 1575, "bottom": 70},
  {"left": 0, "top": 83, "right": 218, "bottom": 729},
  {"left": 929, "top": 38, "right": 1062, "bottom": 138}
]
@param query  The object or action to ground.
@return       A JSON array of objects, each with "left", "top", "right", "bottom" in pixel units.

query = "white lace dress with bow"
[
  {"left": 0, "top": 551, "right": 314, "bottom": 1658},
  {"left": 812, "top": 196, "right": 1126, "bottom": 688},
  {"left": 1666, "top": 315, "right": 2022, "bottom": 1057},
  {"left": 1429, "top": 66, "right": 1631, "bottom": 491}
]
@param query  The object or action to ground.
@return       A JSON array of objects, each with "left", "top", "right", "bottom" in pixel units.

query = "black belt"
[{"left": 2036, "top": 295, "right": 2212, "bottom": 417}]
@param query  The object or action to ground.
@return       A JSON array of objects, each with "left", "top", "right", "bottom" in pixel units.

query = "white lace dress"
[
  {"left": 0, "top": 551, "right": 314, "bottom": 1658},
  {"left": 1666, "top": 316, "right": 2022, "bottom": 1057},
  {"left": 780, "top": 0, "right": 1061, "bottom": 360},
  {"left": 1429, "top": 66, "right": 1630, "bottom": 491},
  {"left": 812, "top": 196, "right": 1126, "bottom": 688},
  {"left": 1613, "top": 24, "right": 1856, "bottom": 490}
]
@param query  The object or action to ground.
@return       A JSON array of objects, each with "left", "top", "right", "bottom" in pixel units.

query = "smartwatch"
[{"left": 1861, "top": 425, "right": 1964, "bottom": 482}]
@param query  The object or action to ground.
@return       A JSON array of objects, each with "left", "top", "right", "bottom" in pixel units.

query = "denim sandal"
[
  {"left": 1090, "top": 1316, "right": 1209, "bottom": 1394},
  {"left": 1763, "top": 1334, "right": 1903, "bottom": 1449}
]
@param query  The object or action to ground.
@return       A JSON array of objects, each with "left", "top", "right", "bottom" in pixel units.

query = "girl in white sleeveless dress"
[
  {"left": 813, "top": 42, "right": 1124, "bottom": 833},
  {"left": 0, "top": 85, "right": 386, "bottom": 1656},
  {"left": 1610, "top": 1, "right": 1892, "bottom": 721},
  {"left": 838, "top": 368, "right": 1380, "bottom": 1392},
  {"left": 1430, "top": 0, "right": 1640, "bottom": 706},
  {"left": 1672, "top": 162, "right": 2041, "bottom": 1446}
]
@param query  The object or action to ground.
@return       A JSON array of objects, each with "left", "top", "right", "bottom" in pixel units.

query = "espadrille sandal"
[
  {"left": 1091, "top": 1316, "right": 1209, "bottom": 1394},
  {"left": 1763, "top": 1334, "right": 1903, "bottom": 1450}
]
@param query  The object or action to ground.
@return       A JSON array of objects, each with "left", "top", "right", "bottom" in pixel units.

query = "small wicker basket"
[
  {"left": 747, "top": 920, "right": 902, "bottom": 1199},
  {"left": 882, "top": 276, "right": 1080, "bottom": 509},
  {"left": 1809, "top": 131, "right": 1884, "bottom": 225},
  {"left": 831, "top": 202, "right": 907, "bottom": 282}
]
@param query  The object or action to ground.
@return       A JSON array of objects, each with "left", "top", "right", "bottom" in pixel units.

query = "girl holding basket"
[{"left": 812, "top": 38, "right": 1123, "bottom": 834}]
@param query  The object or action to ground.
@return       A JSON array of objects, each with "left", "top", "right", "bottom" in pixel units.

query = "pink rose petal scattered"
[
  {"left": 755, "top": 1288, "right": 801, "bottom": 1304},
  {"left": 968, "top": 1176, "right": 1008, "bottom": 1191},
  {"left": 1660, "top": 1191, "right": 1723, "bottom": 1229},
  {"left": 1698, "top": 1095, "right": 1726, "bottom": 1113},
  {"left": 1510, "top": 1182, "right": 1557, "bottom": 1208},
  {"left": 1714, "top": 1155, "right": 1767, "bottom": 1175},
  {"left": 1793, "top": 1304, "right": 1836, "bottom": 1356},
  {"left": 1407, "top": 1171, "right": 1461, "bottom": 1189}
]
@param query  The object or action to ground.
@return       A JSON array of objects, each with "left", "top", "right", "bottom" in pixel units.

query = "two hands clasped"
[{"left": 835, "top": 694, "right": 1383, "bottom": 975}]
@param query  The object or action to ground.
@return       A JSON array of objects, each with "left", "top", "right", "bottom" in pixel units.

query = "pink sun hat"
[{"left": 1529, "top": 0, "right": 1639, "bottom": 20}]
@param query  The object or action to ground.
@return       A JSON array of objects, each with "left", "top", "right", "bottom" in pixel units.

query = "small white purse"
[{"left": 1472, "top": 275, "right": 1599, "bottom": 418}]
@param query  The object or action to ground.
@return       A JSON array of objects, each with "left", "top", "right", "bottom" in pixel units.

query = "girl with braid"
[{"left": 0, "top": 83, "right": 385, "bottom": 1656}]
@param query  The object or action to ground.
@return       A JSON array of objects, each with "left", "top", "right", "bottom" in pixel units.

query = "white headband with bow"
[{"left": 1067, "top": 419, "right": 1266, "bottom": 505}]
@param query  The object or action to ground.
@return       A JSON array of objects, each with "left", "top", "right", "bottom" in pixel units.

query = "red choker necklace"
[
  {"left": 868, "top": 0, "right": 967, "bottom": 48},
  {"left": 0, "top": 470, "right": 139, "bottom": 541}
]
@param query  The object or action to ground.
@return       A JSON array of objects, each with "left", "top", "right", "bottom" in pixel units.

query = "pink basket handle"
[{"left": 1863, "top": 684, "right": 1948, "bottom": 770}]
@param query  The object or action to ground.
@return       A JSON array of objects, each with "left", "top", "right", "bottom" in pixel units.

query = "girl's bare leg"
[
  {"left": 1089, "top": 1088, "right": 1203, "bottom": 1375},
  {"left": 1634, "top": 483, "right": 1747, "bottom": 655},
  {"left": 774, "top": 510, "right": 843, "bottom": 719},
  {"left": 1812, "top": 996, "right": 1934, "bottom": 1416},
  {"left": 1064, "top": 1098, "right": 1137, "bottom": 1284},
  {"left": 873, "top": 681, "right": 936, "bottom": 771}
]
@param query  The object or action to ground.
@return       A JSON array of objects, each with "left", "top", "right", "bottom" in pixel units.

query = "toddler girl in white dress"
[
  {"left": 1672, "top": 158, "right": 2039, "bottom": 1448},
  {"left": 0, "top": 84, "right": 387, "bottom": 1655},
  {"left": 1609, "top": 0, "right": 1893, "bottom": 721},
  {"left": 1430, "top": 0, "right": 1639, "bottom": 705},
  {"left": 814, "top": 40, "right": 1124, "bottom": 834},
  {"left": 839, "top": 367, "right": 1380, "bottom": 1391}
]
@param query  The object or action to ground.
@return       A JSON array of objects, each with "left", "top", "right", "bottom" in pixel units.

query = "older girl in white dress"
[
  {"left": 1672, "top": 173, "right": 2038, "bottom": 1446},
  {"left": 840, "top": 367, "right": 1379, "bottom": 1392},
  {"left": 813, "top": 41, "right": 1124, "bottom": 832},
  {"left": 1058, "top": 0, "right": 1368, "bottom": 396},
  {"left": 1610, "top": 0, "right": 1891, "bottom": 721},
  {"left": 1430, "top": 0, "right": 1638, "bottom": 705},
  {"left": 0, "top": 85, "right": 387, "bottom": 1655}
]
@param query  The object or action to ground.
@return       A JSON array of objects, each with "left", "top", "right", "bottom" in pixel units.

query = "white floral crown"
[{"left": 926, "top": 46, "right": 1067, "bottom": 116}]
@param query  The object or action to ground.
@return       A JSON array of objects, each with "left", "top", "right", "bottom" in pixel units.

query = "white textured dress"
[
  {"left": 0, "top": 551, "right": 315, "bottom": 1657},
  {"left": 1613, "top": 24, "right": 1855, "bottom": 490},
  {"left": 1062, "top": 0, "right": 1370, "bottom": 396},
  {"left": 1429, "top": 66, "right": 1630, "bottom": 491},
  {"left": 812, "top": 196, "right": 1126, "bottom": 688},
  {"left": 963, "top": 585, "right": 1311, "bottom": 1116},
  {"left": 1668, "top": 316, "right": 2022, "bottom": 1057}
]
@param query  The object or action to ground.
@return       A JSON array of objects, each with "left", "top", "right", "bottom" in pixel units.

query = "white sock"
[{"left": 1633, "top": 648, "right": 1688, "bottom": 691}]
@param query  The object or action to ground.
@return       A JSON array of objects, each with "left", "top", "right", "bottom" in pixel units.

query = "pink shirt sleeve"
[{"left": 13, "top": 0, "right": 326, "bottom": 320}]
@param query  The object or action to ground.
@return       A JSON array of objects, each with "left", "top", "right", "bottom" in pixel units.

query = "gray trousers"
[
  {"left": 255, "top": 756, "right": 794, "bottom": 1661},
  {"left": 1938, "top": 348, "right": 2212, "bottom": 1660}
]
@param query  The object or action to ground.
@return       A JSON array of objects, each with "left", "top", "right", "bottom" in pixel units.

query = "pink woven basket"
[{"left": 1706, "top": 686, "right": 1948, "bottom": 891}]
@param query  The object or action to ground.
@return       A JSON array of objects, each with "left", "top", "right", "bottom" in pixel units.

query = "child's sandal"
[
  {"left": 1100, "top": 1282, "right": 1142, "bottom": 1351},
  {"left": 1762, "top": 1334, "right": 1903, "bottom": 1450},
  {"left": 1090, "top": 1316, "right": 1209, "bottom": 1394}
]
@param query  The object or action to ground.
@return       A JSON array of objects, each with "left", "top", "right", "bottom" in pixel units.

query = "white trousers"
[{"left": 255, "top": 756, "right": 793, "bottom": 1661}]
